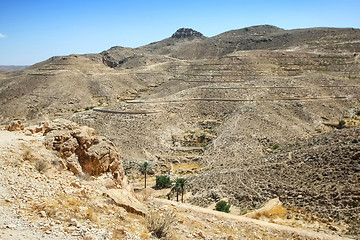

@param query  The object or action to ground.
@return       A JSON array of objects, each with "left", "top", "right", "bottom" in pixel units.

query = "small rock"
[
  {"left": 39, "top": 210, "right": 47, "bottom": 218},
  {"left": 70, "top": 218, "right": 79, "bottom": 227},
  {"left": 329, "top": 225, "right": 338, "bottom": 231},
  {"left": 71, "top": 181, "right": 81, "bottom": 188},
  {"left": 196, "top": 231, "right": 206, "bottom": 239},
  {"left": 6, "top": 224, "right": 16, "bottom": 229}
]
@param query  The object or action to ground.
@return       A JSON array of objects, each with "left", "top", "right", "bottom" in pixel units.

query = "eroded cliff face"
[
  {"left": 11, "top": 118, "right": 128, "bottom": 189},
  {"left": 26, "top": 119, "right": 125, "bottom": 187}
]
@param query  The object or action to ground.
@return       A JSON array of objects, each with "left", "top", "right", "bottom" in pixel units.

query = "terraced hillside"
[{"left": 1, "top": 25, "right": 360, "bottom": 236}]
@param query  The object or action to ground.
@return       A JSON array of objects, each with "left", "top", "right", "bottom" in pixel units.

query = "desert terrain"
[{"left": 0, "top": 25, "right": 359, "bottom": 239}]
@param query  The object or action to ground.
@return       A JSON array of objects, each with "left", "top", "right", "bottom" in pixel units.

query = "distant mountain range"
[{"left": 0, "top": 65, "right": 28, "bottom": 72}]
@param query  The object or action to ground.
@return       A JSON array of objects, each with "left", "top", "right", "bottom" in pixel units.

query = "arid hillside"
[
  {"left": 1, "top": 25, "right": 360, "bottom": 238},
  {"left": 0, "top": 122, "right": 355, "bottom": 239}
]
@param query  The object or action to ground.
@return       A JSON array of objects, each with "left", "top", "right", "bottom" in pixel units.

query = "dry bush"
[
  {"left": 112, "top": 228, "right": 127, "bottom": 239},
  {"left": 145, "top": 209, "right": 177, "bottom": 239},
  {"left": 136, "top": 189, "right": 153, "bottom": 202},
  {"left": 252, "top": 205, "right": 287, "bottom": 220},
  {"left": 23, "top": 147, "right": 35, "bottom": 162},
  {"left": 35, "top": 160, "right": 48, "bottom": 173},
  {"left": 31, "top": 194, "right": 102, "bottom": 224}
]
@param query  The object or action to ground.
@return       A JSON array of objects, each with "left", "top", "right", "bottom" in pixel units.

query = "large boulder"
[
  {"left": 41, "top": 119, "right": 126, "bottom": 186},
  {"left": 105, "top": 189, "right": 147, "bottom": 216}
]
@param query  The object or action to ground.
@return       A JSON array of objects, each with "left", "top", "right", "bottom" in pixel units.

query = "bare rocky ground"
[
  {"left": 0, "top": 25, "right": 360, "bottom": 238},
  {"left": 0, "top": 123, "right": 353, "bottom": 239}
]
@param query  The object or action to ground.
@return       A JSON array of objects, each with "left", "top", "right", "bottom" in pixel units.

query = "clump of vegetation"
[
  {"left": 35, "top": 160, "right": 48, "bottom": 173},
  {"left": 215, "top": 200, "right": 231, "bottom": 213},
  {"left": 252, "top": 205, "right": 287, "bottom": 220},
  {"left": 272, "top": 144, "right": 280, "bottom": 150},
  {"left": 155, "top": 175, "right": 172, "bottom": 189},
  {"left": 145, "top": 209, "right": 176, "bottom": 239},
  {"left": 338, "top": 120, "right": 346, "bottom": 128},
  {"left": 23, "top": 147, "right": 35, "bottom": 161}
]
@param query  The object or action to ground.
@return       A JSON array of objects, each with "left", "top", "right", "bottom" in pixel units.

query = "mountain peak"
[{"left": 171, "top": 28, "right": 204, "bottom": 39}]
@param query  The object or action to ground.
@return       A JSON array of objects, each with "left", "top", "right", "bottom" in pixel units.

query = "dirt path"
[
  {"left": 152, "top": 198, "right": 350, "bottom": 240},
  {"left": 0, "top": 131, "right": 22, "bottom": 147},
  {"left": 0, "top": 130, "right": 43, "bottom": 148}
]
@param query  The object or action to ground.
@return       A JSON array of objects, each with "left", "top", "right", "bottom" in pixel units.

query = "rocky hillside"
[
  {"left": 2, "top": 121, "right": 350, "bottom": 240},
  {"left": 1, "top": 25, "right": 359, "bottom": 123},
  {"left": 190, "top": 126, "right": 360, "bottom": 234},
  {"left": 0, "top": 25, "right": 360, "bottom": 238}
]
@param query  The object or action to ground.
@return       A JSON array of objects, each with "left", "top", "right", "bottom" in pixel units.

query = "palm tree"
[
  {"left": 172, "top": 178, "right": 188, "bottom": 203},
  {"left": 171, "top": 179, "right": 180, "bottom": 202},
  {"left": 139, "top": 162, "right": 152, "bottom": 188}
]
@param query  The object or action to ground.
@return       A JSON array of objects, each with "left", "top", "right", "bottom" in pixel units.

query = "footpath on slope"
[{"left": 150, "top": 194, "right": 351, "bottom": 240}]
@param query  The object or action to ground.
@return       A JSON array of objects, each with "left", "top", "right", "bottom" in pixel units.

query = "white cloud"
[{"left": 0, "top": 33, "right": 6, "bottom": 38}]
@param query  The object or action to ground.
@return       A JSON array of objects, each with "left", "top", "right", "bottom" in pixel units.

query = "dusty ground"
[{"left": 0, "top": 129, "right": 353, "bottom": 240}]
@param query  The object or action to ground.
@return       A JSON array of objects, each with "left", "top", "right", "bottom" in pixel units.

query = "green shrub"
[
  {"left": 338, "top": 120, "right": 346, "bottom": 128},
  {"left": 272, "top": 144, "right": 280, "bottom": 150},
  {"left": 215, "top": 200, "right": 231, "bottom": 213},
  {"left": 155, "top": 175, "right": 172, "bottom": 189}
]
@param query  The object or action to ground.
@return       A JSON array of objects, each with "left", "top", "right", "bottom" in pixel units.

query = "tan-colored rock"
[
  {"left": 66, "top": 154, "right": 82, "bottom": 175},
  {"left": 26, "top": 121, "right": 50, "bottom": 134},
  {"left": 42, "top": 119, "right": 126, "bottom": 186},
  {"left": 105, "top": 189, "right": 147, "bottom": 216},
  {"left": 7, "top": 120, "right": 24, "bottom": 131}
]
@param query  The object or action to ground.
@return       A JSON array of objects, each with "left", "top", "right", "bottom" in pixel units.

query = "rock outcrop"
[
  {"left": 105, "top": 189, "right": 147, "bottom": 216},
  {"left": 171, "top": 28, "right": 205, "bottom": 39},
  {"left": 7, "top": 120, "right": 24, "bottom": 131},
  {"left": 33, "top": 119, "right": 127, "bottom": 186}
]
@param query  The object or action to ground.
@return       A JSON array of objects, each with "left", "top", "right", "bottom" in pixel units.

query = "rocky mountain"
[
  {"left": 0, "top": 25, "right": 360, "bottom": 237},
  {"left": 171, "top": 28, "right": 205, "bottom": 39}
]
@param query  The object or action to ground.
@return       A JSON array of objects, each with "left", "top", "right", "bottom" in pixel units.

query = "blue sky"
[{"left": 0, "top": 0, "right": 359, "bottom": 65}]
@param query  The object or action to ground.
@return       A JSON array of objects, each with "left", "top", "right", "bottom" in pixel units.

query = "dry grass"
[
  {"left": 252, "top": 205, "right": 288, "bottom": 220},
  {"left": 23, "top": 146, "right": 36, "bottom": 162},
  {"left": 145, "top": 209, "right": 177, "bottom": 239},
  {"left": 171, "top": 163, "right": 199, "bottom": 173},
  {"left": 112, "top": 228, "right": 127, "bottom": 239},
  {"left": 30, "top": 193, "right": 103, "bottom": 224},
  {"left": 35, "top": 160, "right": 48, "bottom": 173},
  {"left": 136, "top": 188, "right": 153, "bottom": 202}
]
